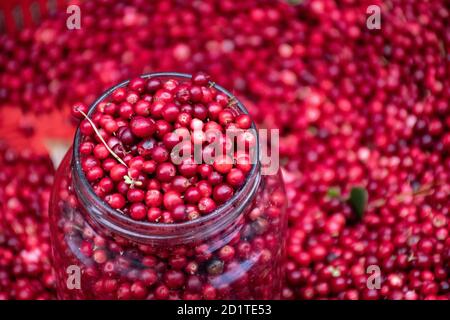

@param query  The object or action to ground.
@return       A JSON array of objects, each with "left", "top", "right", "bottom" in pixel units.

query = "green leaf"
[
  {"left": 327, "top": 186, "right": 341, "bottom": 199},
  {"left": 348, "top": 187, "right": 368, "bottom": 219},
  {"left": 286, "top": 0, "right": 303, "bottom": 5}
]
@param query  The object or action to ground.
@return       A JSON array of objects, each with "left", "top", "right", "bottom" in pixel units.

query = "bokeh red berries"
[{"left": 0, "top": 0, "right": 449, "bottom": 300}]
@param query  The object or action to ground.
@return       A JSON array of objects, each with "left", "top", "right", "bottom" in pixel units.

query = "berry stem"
[{"left": 76, "top": 108, "right": 128, "bottom": 168}]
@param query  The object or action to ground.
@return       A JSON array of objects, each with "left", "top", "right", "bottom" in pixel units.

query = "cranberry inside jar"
[{"left": 50, "top": 72, "right": 287, "bottom": 300}]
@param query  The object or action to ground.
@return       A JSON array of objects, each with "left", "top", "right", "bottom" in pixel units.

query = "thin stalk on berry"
[{"left": 76, "top": 108, "right": 128, "bottom": 168}]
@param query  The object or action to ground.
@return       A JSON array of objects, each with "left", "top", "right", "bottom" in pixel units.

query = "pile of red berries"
[
  {"left": 74, "top": 73, "right": 254, "bottom": 223},
  {"left": 0, "top": 0, "right": 448, "bottom": 299},
  {"left": 0, "top": 142, "right": 56, "bottom": 299},
  {"left": 282, "top": 150, "right": 449, "bottom": 299},
  {"left": 276, "top": 0, "right": 449, "bottom": 300}
]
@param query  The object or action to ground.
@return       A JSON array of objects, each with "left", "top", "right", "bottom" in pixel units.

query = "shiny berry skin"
[
  {"left": 127, "top": 189, "right": 145, "bottom": 203},
  {"left": 235, "top": 114, "right": 252, "bottom": 129},
  {"left": 184, "top": 186, "right": 202, "bottom": 204},
  {"left": 226, "top": 168, "right": 246, "bottom": 187},
  {"left": 163, "top": 191, "right": 183, "bottom": 211},
  {"left": 198, "top": 197, "right": 216, "bottom": 214},
  {"left": 192, "top": 72, "right": 210, "bottom": 86},
  {"left": 105, "top": 193, "right": 126, "bottom": 209},
  {"left": 129, "top": 203, "right": 147, "bottom": 220},
  {"left": 156, "top": 163, "right": 176, "bottom": 182},
  {"left": 213, "top": 184, "right": 234, "bottom": 203},
  {"left": 130, "top": 116, "right": 155, "bottom": 138},
  {"left": 145, "top": 189, "right": 163, "bottom": 207},
  {"left": 110, "top": 164, "right": 127, "bottom": 181},
  {"left": 71, "top": 102, "right": 89, "bottom": 119}
]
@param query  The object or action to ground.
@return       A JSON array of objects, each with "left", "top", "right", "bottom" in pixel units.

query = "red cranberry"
[
  {"left": 145, "top": 189, "right": 163, "bottom": 207},
  {"left": 226, "top": 168, "right": 246, "bottom": 187},
  {"left": 156, "top": 163, "right": 176, "bottom": 182},
  {"left": 164, "top": 270, "right": 185, "bottom": 289},
  {"left": 198, "top": 197, "right": 217, "bottom": 214},
  {"left": 127, "top": 189, "right": 145, "bottom": 203},
  {"left": 71, "top": 102, "right": 88, "bottom": 119},
  {"left": 105, "top": 193, "right": 126, "bottom": 209},
  {"left": 163, "top": 191, "right": 183, "bottom": 211},
  {"left": 192, "top": 72, "right": 210, "bottom": 86},
  {"left": 130, "top": 116, "right": 155, "bottom": 138},
  {"left": 213, "top": 184, "right": 234, "bottom": 203},
  {"left": 235, "top": 114, "right": 252, "bottom": 129}
]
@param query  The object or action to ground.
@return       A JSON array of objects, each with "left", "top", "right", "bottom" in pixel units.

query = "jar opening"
[{"left": 72, "top": 72, "right": 261, "bottom": 244}]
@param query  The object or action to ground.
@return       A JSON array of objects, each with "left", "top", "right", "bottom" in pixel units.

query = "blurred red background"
[{"left": 0, "top": 0, "right": 448, "bottom": 300}]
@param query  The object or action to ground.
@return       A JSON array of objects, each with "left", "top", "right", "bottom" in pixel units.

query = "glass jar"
[{"left": 50, "top": 73, "right": 287, "bottom": 300}]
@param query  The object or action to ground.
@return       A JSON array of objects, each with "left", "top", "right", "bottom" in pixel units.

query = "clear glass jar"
[{"left": 50, "top": 73, "right": 287, "bottom": 300}]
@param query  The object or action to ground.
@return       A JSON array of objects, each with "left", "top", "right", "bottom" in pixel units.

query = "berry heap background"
[{"left": 0, "top": 0, "right": 448, "bottom": 300}]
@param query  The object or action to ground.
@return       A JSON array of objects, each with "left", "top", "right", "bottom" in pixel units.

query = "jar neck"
[{"left": 72, "top": 158, "right": 261, "bottom": 246}]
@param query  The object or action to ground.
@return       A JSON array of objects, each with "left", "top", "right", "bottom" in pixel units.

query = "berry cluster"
[
  {"left": 50, "top": 73, "right": 287, "bottom": 300},
  {"left": 0, "top": 142, "right": 56, "bottom": 299},
  {"left": 276, "top": 0, "right": 449, "bottom": 300},
  {"left": 0, "top": 0, "right": 448, "bottom": 300},
  {"left": 73, "top": 73, "right": 254, "bottom": 223},
  {"left": 51, "top": 164, "right": 286, "bottom": 300}
]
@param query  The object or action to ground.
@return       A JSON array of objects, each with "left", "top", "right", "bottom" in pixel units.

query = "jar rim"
[{"left": 72, "top": 72, "right": 261, "bottom": 242}]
